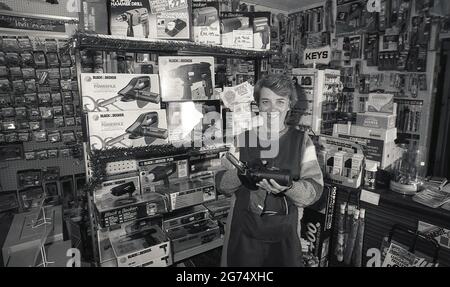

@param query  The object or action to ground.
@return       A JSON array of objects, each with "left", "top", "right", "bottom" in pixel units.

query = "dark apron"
[{"left": 227, "top": 128, "right": 305, "bottom": 267}]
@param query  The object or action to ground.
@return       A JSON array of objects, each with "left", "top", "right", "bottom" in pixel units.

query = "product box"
[
  {"left": 95, "top": 192, "right": 168, "bottom": 228},
  {"left": 81, "top": 73, "right": 161, "bottom": 112},
  {"left": 356, "top": 112, "right": 396, "bottom": 129},
  {"left": 93, "top": 176, "right": 141, "bottom": 205},
  {"left": 158, "top": 56, "right": 216, "bottom": 101},
  {"left": 365, "top": 93, "right": 395, "bottom": 114},
  {"left": 79, "top": 0, "right": 109, "bottom": 34},
  {"left": 220, "top": 12, "right": 253, "bottom": 48},
  {"left": 165, "top": 218, "right": 220, "bottom": 252},
  {"left": 333, "top": 123, "right": 398, "bottom": 143},
  {"left": 301, "top": 185, "right": 336, "bottom": 267},
  {"left": 148, "top": 0, "right": 192, "bottom": 40},
  {"left": 166, "top": 101, "right": 223, "bottom": 146},
  {"left": 203, "top": 196, "right": 231, "bottom": 219},
  {"left": 87, "top": 109, "right": 168, "bottom": 150},
  {"left": 192, "top": 0, "right": 221, "bottom": 45},
  {"left": 108, "top": 0, "right": 151, "bottom": 38},
  {"left": 162, "top": 204, "right": 209, "bottom": 230},
  {"left": 138, "top": 154, "right": 189, "bottom": 193},
  {"left": 156, "top": 175, "right": 216, "bottom": 211},
  {"left": 110, "top": 224, "right": 171, "bottom": 267}
]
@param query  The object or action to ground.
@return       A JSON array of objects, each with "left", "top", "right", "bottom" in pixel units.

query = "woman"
[{"left": 217, "top": 74, "right": 324, "bottom": 267}]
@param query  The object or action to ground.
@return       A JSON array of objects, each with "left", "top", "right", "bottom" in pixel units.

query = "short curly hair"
[{"left": 253, "top": 74, "right": 298, "bottom": 108}]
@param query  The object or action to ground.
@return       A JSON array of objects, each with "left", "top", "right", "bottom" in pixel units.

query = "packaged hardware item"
[
  {"left": 159, "top": 56, "right": 215, "bottom": 101},
  {"left": 108, "top": 0, "right": 151, "bottom": 38},
  {"left": 192, "top": 0, "right": 221, "bottom": 45},
  {"left": 22, "top": 68, "right": 35, "bottom": 80},
  {"left": 0, "top": 66, "right": 7, "bottom": 77},
  {"left": 53, "top": 106, "right": 63, "bottom": 116},
  {"left": 162, "top": 205, "right": 209, "bottom": 230},
  {"left": 18, "top": 132, "right": 30, "bottom": 142},
  {"left": 17, "top": 121, "right": 30, "bottom": 130},
  {"left": 1, "top": 107, "right": 15, "bottom": 117},
  {"left": 29, "top": 121, "right": 41, "bottom": 131},
  {"left": 2, "top": 120, "right": 17, "bottom": 131},
  {"left": 9, "top": 67, "right": 22, "bottom": 80},
  {"left": 33, "top": 52, "right": 46, "bottom": 67},
  {"left": 203, "top": 196, "right": 232, "bottom": 219},
  {"left": 12, "top": 80, "right": 25, "bottom": 93},
  {"left": 87, "top": 110, "right": 168, "bottom": 150},
  {"left": 110, "top": 224, "right": 172, "bottom": 267},
  {"left": 147, "top": 0, "right": 192, "bottom": 40},
  {"left": 96, "top": 192, "right": 168, "bottom": 228},
  {"left": 47, "top": 149, "right": 58, "bottom": 159},
  {"left": 79, "top": 0, "right": 109, "bottom": 34},
  {"left": 138, "top": 155, "right": 189, "bottom": 193},
  {"left": 81, "top": 73, "right": 160, "bottom": 112},
  {"left": 356, "top": 112, "right": 396, "bottom": 129},
  {"left": 15, "top": 107, "right": 27, "bottom": 119},
  {"left": 20, "top": 53, "right": 34, "bottom": 67},
  {"left": 62, "top": 131, "right": 76, "bottom": 143},
  {"left": 5, "top": 133, "right": 18, "bottom": 143},
  {"left": 5, "top": 53, "right": 20, "bottom": 66},
  {"left": 24, "top": 80, "right": 36, "bottom": 93},
  {"left": 33, "top": 131, "right": 48, "bottom": 142},
  {"left": 333, "top": 123, "right": 398, "bottom": 142},
  {"left": 39, "top": 107, "right": 54, "bottom": 119},
  {"left": 48, "top": 131, "right": 61, "bottom": 143},
  {"left": 165, "top": 218, "right": 220, "bottom": 252},
  {"left": 93, "top": 176, "right": 141, "bottom": 205},
  {"left": 365, "top": 93, "right": 394, "bottom": 113},
  {"left": 156, "top": 175, "right": 216, "bottom": 211},
  {"left": 0, "top": 79, "right": 11, "bottom": 93},
  {"left": 36, "top": 149, "right": 49, "bottom": 160},
  {"left": 0, "top": 94, "right": 12, "bottom": 107},
  {"left": 24, "top": 151, "right": 36, "bottom": 160},
  {"left": 53, "top": 116, "right": 64, "bottom": 127},
  {"left": 220, "top": 12, "right": 253, "bottom": 48}
]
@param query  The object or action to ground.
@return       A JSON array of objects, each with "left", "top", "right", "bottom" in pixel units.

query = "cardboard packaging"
[
  {"left": 203, "top": 196, "right": 231, "bottom": 219},
  {"left": 251, "top": 12, "right": 271, "bottom": 50},
  {"left": 356, "top": 112, "right": 396, "bottom": 129},
  {"left": 156, "top": 175, "right": 216, "bottom": 211},
  {"left": 365, "top": 93, "right": 395, "bottom": 113},
  {"left": 93, "top": 176, "right": 141, "bottom": 205},
  {"left": 158, "top": 56, "right": 216, "bottom": 101},
  {"left": 79, "top": 0, "right": 109, "bottom": 34},
  {"left": 333, "top": 123, "right": 397, "bottom": 143},
  {"left": 192, "top": 0, "right": 221, "bottom": 45},
  {"left": 165, "top": 218, "right": 220, "bottom": 252},
  {"left": 148, "top": 0, "right": 192, "bottom": 40},
  {"left": 87, "top": 109, "right": 168, "bottom": 150},
  {"left": 95, "top": 192, "right": 168, "bottom": 228},
  {"left": 110, "top": 225, "right": 171, "bottom": 267},
  {"left": 138, "top": 154, "right": 189, "bottom": 193},
  {"left": 162, "top": 205, "right": 209, "bottom": 230},
  {"left": 220, "top": 12, "right": 253, "bottom": 48},
  {"left": 108, "top": 0, "right": 151, "bottom": 38},
  {"left": 81, "top": 73, "right": 161, "bottom": 112},
  {"left": 301, "top": 185, "right": 336, "bottom": 267}
]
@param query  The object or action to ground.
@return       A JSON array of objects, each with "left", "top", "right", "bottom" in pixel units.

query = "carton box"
[
  {"left": 93, "top": 176, "right": 141, "bottom": 205},
  {"left": 148, "top": 0, "right": 192, "bottom": 40},
  {"left": 108, "top": 0, "right": 151, "bottom": 38},
  {"left": 79, "top": 0, "right": 109, "bottom": 34},
  {"left": 220, "top": 12, "right": 253, "bottom": 48},
  {"left": 333, "top": 123, "right": 397, "bottom": 143},
  {"left": 158, "top": 56, "right": 216, "bottom": 101},
  {"left": 81, "top": 73, "right": 161, "bottom": 112},
  {"left": 87, "top": 109, "right": 168, "bottom": 150},
  {"left": 365, "top": 93, "right": 394, "bottom": 114},
  {"left": 356, "top": 112, "right": 396, "bottom": 129},
  {"left": 192, "top": 0, "right": 221, "bottom": 45}
]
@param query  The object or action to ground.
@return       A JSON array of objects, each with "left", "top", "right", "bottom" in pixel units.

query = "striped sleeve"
[{"left": 285, "top": 135, "right": 324, "bottom": 208}]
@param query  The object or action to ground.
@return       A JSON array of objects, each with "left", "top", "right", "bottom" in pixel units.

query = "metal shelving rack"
[{"left": 73, "top": 32, "right": 271, "bottom": 266}]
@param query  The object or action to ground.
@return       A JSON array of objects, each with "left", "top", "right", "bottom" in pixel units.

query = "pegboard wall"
[{"left": 0, "top": 34, "right": 85, "bottom": 192}]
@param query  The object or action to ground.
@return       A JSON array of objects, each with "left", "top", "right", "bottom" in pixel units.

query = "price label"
[{"left": 149, "top": 0, "right": 187, "bottom": 14}]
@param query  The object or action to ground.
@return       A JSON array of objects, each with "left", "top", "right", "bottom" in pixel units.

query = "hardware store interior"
[{"left": 0, "top": 0, "right": 450, "bottom": 268}]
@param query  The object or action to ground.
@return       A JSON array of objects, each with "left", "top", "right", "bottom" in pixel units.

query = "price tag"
[{"left": 360, "top": 189, "right": 380, "bottom": 206}]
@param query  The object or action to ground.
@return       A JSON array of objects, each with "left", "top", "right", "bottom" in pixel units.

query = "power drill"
[
  {"left": 253, "top": 17, "right": 270, "bottom": 49},
  {"left": 169, "top": 62, "right": 213, "bottom": 100},
  {"left": 143, "top": 164, "right": 177, "bottom": 187},
  {"left": 193, "top": 7, "right": 219, "bottom": 26},
  {"left": 111, "top": 181, "right": 137, "bottom": 206},
  {"left": 98, "top": 76, "right": 160, "bottom": 108},
  {"left": 116, "top": 8, "right": 149, "bottom": 38},
  {"left": 106, "top": 111, "right": 168, "bottom": 146},
  {"left": 225, "top": 152, "right": 293, "bottom": 190}
]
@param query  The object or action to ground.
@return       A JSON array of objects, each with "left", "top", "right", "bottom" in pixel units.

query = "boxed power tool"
[
  {"left": 365, "top": 93, "right": 395, "bottom": 114},
  {"left": 301, "top": 185, "right": 336, "bottom": 267},
  {"left": 110, "top": 224, "right": 172, "bottom": 267},
  {"left": 81, "top": 73, "right": 161, "bottom": 112},
  {"left": 220, "top": 12, "right": 253, "bottom": 48},
  {"left": 203, "top": 196, "right": 231, "bottom": 219},
  {"left": 93, "top": 176, "right": 141, "bottom": 205},
  {"left": 158, "top": 56, "right": 216, "bottom": 101},
  {"left": 138, "top": 154, "right": 189, "bottom": 193},
  {"left": 156, "top": 173, "right": 216, "bottom": 211},
  {"left": 162, "top": 205, "right": 209, "bottom": 230},
  {"left": 79, "top": 0, "right": 109, "bottom": 34},
  {"left": 87, "top": 109, "right": 168, "bottom": 150},
  {"left": 108, "top": 0, "right": 151, "bottom": 38},
  {"left": 333, "top": 123, "right": 398, "bottom": 143},
  {"left": 96, "top": 192, "right": 168, "bottom": 228},
  {"left": 165, "top": 218, "right": 220, "bottom": 252},
  {"left": 192, "top": 0, "right": 221, "bottom": 45},
  {"left": 148, "top": 0, "right": 192, "bottom": 40}
]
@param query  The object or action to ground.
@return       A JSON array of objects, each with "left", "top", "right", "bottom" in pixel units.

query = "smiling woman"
[{"left": 216, "top": 74, "right": 324, "bottom": 267}]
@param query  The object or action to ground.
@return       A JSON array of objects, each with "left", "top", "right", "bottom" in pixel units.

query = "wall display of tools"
[{"left": 0, "top": 35, "right": 84, "bottom": 191}]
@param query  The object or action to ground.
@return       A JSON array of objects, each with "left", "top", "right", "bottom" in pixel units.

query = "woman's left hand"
[{"left": 256, "top": 179, "right": 290, "bottom": 195}]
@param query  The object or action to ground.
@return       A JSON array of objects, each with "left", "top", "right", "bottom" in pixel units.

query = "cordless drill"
[
  {"left": 116, "top": 8, "right": 149, "bottom": 38},
  {"left": 143, "top": 164, "right": 177, "bottom": 187},
  {"left": 98, "top": 76, "right": 160, "bottom": 108},
  {"left": 106, "top": 111, "right": 168, "bottom": 146},
  {"left": 253, "top": 17, "right": 270, "bottom": 49},
  {"left": 169, "top": 62, "right": 213, "bottom": 100},
  {"left": 225, "top": 152, "right": 293, "bottom": 190},
  {"left": 111, "top": 181, "right": 137, "bottom": 206}
]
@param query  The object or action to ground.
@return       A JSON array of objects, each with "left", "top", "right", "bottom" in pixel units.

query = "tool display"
[
  {"left": 253, "top": 17, "right": 270, "bottom": 49},
  {"left": 106, "top": 112, "right": 168, "bottom": 147},
  {"left": 116, "top": 8, "right": 150, "bottom": 38},
  {"left": 225, "top": 152, "right": 293, "bottom": 190}
]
